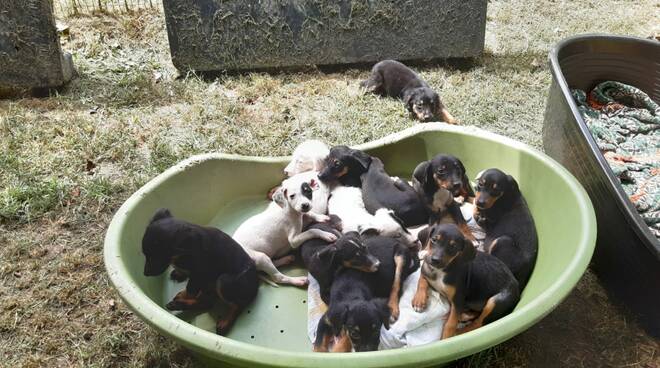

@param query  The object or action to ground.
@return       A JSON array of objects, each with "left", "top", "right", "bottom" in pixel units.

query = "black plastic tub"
[{"left": 542, "top": 34, "right": 659, "bottom": 337}]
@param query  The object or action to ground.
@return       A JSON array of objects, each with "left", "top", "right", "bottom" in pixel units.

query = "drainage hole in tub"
[
  {"left": 302, "top": 300, "right": 306, "bottom": 304},
  {"left": 250, "top": 335, "right": 254, "bottom": 339},
  {"left": 280, "top": 330, "right": 284, "bottom": 333},
  {"left": 275, "top": 305, "right": 279, "bottom": 309}
]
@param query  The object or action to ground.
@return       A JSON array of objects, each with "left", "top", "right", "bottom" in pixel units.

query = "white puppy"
[
  {"left": 284, "top": 140, "right": 330, "bottom": 177},
  {"left": 233, "top": 173, "right": 336, "bottom": 286},
  {"left": 328, "top": 186, "right": 418, "bottom": 245}
]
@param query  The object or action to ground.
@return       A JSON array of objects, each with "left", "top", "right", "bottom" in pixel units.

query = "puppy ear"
[
  {"left": 457, "top": 161, "right": 475, "bottom": 198},
  {"left": 373, "top": 298, "right": 391, "bottom": 330},
  {"left": 273, "top": 188, "right": 288, "bottom": 208},
  {"left": 432, "top": 92, "right": 442, "bottom": 113},
  {"left": 506, "top": 175, "right": 520, "bottom": 196},
  {"left": 151, "top": 208, "right": 172, "bottom": 223},
  {"left": 403, "top": 89, "right": 418, "bottom": 112},
  {"left": 417, "top": 226, "right": 432, "bottom": 248},
  {"left": 350, "top": 149, "right": 372, "bottom": 171},
  {"left": 475, "top": 169, "right": 486, "bottom": 182},
  {"left": 412, "top": 160, "right": 431, "bottom": 191},
  {"left": 460, "top": 239, "right": 477, "bottom": 263},
  {"left": 328, "top": 304, "right": 349, "bottom": 336},
  {"left": 315, "top": 244, "right": 337, "bottom": 264}
]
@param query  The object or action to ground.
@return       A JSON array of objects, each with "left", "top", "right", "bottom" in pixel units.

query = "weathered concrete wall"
[
  {"left": 163, "top": 0, "right": 487, "bottom": 72},
  {"left": 0, "top": 0, "right": 74, "bottom": 90}
]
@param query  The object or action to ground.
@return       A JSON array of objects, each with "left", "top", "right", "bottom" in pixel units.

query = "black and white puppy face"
[
  {"left": 273, "top": 173, "right": 318, "bottom": 213},
  {"left": 329, "top": 299, "right": 390, "bottom": 352},
  {"left": 318, "top": 146, "right": 372, "bottom": 184},
  {"left": 404, "top": 87, "right": 440, "bottom": 122},
  {"left": 413, "top": 154, "right": 472, "bottom": 198},
  {"left": 474, "top": 168, "right": 519, "bottom": 210},
  {"left": 424, "top": 223, "right": 475, "bottom": 270}
]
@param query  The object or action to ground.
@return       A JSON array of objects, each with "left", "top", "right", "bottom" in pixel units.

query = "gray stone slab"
[
  {"left": 163, "top": 0, "right": 487, "bottom": 72},
  {"left": 0, "top": 0, "right": 75, "bottom": 90}
]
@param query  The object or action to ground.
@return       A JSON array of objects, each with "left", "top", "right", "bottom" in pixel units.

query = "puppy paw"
[
  {"left": 320, "top": 231, "right": 338, "bottom": 242},
  {"left": 288, "top": 276, "right": 309, "bottom": 288},
  {"left": 313, "top": 344, "right": 329, "bottom": 353},
  {"left": 412, "top": 291, "right": 428, "bottom": 313},
  {"left": 216, "top": 318, "right": 234, "bottom": 335},
  {"left": 389, "top": 304, "right": 400, "bottom": 324},
  {"left": 316, "top": 214, "right": 331, "bottom": 223}
]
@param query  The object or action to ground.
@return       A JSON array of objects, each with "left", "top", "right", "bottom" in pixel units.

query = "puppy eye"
[
  {"left": 289, "top": 194, "right": 295, "bottom": 199},
  {"left": 333, "top": 160, "right": 341, "bottom": 168}
]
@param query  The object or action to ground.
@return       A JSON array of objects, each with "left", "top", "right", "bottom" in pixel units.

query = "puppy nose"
[
  {"left": 430, "top": 255, "right": 441, "bottom": 265},
  {"left": 452, "top": 182, "right": 462, "bottom": 190},
  {"left": 301, "top": 203, "right": 310, "bottom": 211},
  {"left": 476, "top": 199, "right": 486, "bottom": 208}
]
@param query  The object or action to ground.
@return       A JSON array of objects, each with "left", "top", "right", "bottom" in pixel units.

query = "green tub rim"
[{"left": 104, "top": 123, "right": 596, "bottom": 367}]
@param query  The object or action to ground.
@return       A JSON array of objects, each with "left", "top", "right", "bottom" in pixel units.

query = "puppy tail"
[
  {"left": 151, "top": 208, "right": 172, "bottom": 223},
  {"left": 258, "top": 274, "right": 279, "bottom": 288}
]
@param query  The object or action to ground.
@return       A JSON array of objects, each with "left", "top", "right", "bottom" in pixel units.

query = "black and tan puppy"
[
  {"left": 412, "top": 223, "right": 519, "bottom": 339},
  {"left": 318, "top": 145, "right": 371, "bottom": 187},
  {"left": 360, "top": 60, "right": 456, "bottom": 123},
  {"left": 301, "top": 223, "right": 381, "bottom": 304},
  {"left": 142, "top": 208, "right": 258, "bottom": 335},
  {"left": 362, "top": 230, "right": 420, "bottom": 323},
  {"left": 413, "top": 154, "right": 475, "bottom": 237},
  {"left": 473, "top": 169, "right": 538, "bottom": 289},
  {"left": 313, "top": 267, "right": 391, "bottom": 353},
  {"left": 319, "top": 145, "right": 428, "bottom": 227},
  {"left": 313, "top": 232, "right": 419, "bottom": 353}
]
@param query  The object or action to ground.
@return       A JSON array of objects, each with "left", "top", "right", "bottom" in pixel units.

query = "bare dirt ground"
[{"left": 1, "top": 1, "right": 658, "bottom": 367}]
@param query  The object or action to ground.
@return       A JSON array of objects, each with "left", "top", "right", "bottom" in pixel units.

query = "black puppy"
[
  {"left": 301, "top": 224, "right": 380, "bottom": 304},
  {"left": 473, "top": 169, "right": 538, "bottom": 288},
  {"left": 413, "top": 154, "right": 475, "bottom": 237},
  {"left": 412, "top": 223, "right": 519, "bottom": 339},
  {"left": 360, "top": 60, "right": 456, "bottom": 123},
  {"left": 142, "top": 208, "right": 258, "bottom": 335},
  {"left": 319, "top": 145, "right": 428, "bottom": 227},
  {"left": 313, "top": 268, "right": 391, "bottom": 353}
]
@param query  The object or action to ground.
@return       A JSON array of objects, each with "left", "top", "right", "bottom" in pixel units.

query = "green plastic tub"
[{"left": 104, "top": 123, "right": 596, "bottom": 367}]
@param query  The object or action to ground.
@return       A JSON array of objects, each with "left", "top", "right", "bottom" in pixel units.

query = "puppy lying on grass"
[{"left": 361, "top": 60, "right": 457, "bottom": 124}]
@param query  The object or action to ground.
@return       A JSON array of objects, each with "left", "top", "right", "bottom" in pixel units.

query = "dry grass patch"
[{"left": 1, "top": 1, "right": 658, "bottom": 367}]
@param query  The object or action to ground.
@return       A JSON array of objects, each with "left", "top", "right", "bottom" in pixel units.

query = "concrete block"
[
  {"left": 0, "top": 0, "right": 75, "bottom": 90},
  {"left": 162, "top": 0, "right": 487, "bottom": 72}
]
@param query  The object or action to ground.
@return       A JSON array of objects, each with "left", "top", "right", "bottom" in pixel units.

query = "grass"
[{"left": 1, "top": 1, "right": 659, "bottom": 367}]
